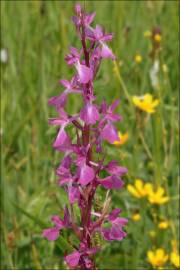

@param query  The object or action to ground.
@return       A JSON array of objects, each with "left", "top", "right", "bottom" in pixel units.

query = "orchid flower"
[{"left": 43, "top": 4, "right": 128, "bottom": 269}]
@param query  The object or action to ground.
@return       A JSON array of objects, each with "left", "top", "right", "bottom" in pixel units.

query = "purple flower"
[
  {"left": 108, "top": 208, "right": 122, "bottom": 221},
  {"left": 65, "top": 250, "right": 81, "bottom": 268},
  {"left": 49, "top": 109, "right": 77, "bottom": 148},
  {"left": 42, "top": 210, "right": 70, "bottom": 241},
  {"left": 105, "top": 160, "right": 128, "bottom": 176},
  {"left": 102, "top": 225, "right": 127, "bottom": 241},
  {"left": 98, "top": 175, "right": 124, "bottom": 189},
  {"left": 68, "top": 186, "right": 80, "bottom": 204},
  {"left": 72, "top": 4, "right": 96, "bottom": 28},
  {"left": 101, "top": 211, "right": 128, "bottom": 241},
  {"left": 80, "top": 102, "right": 99, "bottom": 124},
  {"left": 65, "top": 47, "right": 80, "bottom": 65},
  {"left": 79, "top": 163, "right": 95, "bottom": 185},
  {"left": 53, "top": 127, "right": 68, "bottom": 148},
  {"left": 44, "top": 4, "right": 128, "bottom": 268},
  {"left": 85, "top": 25, "right": 115, "bottom": 60},
  {"left": 48, "top": 78, "right": 81, "bottom": 109},
  {"left": 75, "top": 61, "right": 93, "bottom": 84},
  {"left": 86, "top": 25, "right": 113, "bottom": 43},
  {"left": 101, "top": 99, "right": 122, "bottom": 122},
  {"left": 101, "top": 122, "right": 119, "bottom": 143},
  {"left": 65, "top": 244, "right": 99, "bottom": 268},
  {"left": 48, "top": 91, "right": 67, "bottom": 109},
  {"left": 101, "top": 43, "right": 116, "bottom": 60},
  {"left": 56, "top": 155, "right": 72, "bottom": 175},
  {"left": 42, "top": 227, "right": 60, "bottom": 241}
]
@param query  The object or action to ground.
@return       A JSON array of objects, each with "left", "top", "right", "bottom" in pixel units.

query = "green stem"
[
  {"left": 139, "top": 131, "right": 153, "bottom": 160},
  {"left": 114, "top": 61, "right": 134, "bottom": 112}
]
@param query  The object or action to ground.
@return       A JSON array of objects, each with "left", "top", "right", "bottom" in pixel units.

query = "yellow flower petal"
[
  {"left": 132, "top": 93, "right": 159, "bottom": 113},
  {"left": 156, "top": 187, "right": 165, "bottom": 197},
  {"left": 158, "top": 221, "right": 169, "bottom": 229},
  {"left": 127, "top": 184, "right": 141, "bottom": 198},
  {"left": 170, "top": 252, "right": 180, "bottom": 268},
  {"left": 147, "top": 248, "right": 168, "bottom": 267},
  {"left": 158, "top": 196, "right": 169, "bottom": 204},
  {"left": 135, "top": 179, "right": 144, "bottom": 195},
  {"left": 132, "top": 213, "right": 141, "bottom": 221},
  {"left": 113, "top": 132, "right": 128, "bottom": 146},
  {"left": 132, "top": 96, "right": 140, "bottom": 106},
  {"left": 144, "top": 183, "right": 153, "bottom": 195},
  {"left": 147, "top": 251, "right": 156, "bottom": 266},
  {"left": 144, "top": 94, "right": 153, "bottom": 103},
  {"left": 147, "top": 186, "right": 169, "bottom": 205},
  {"left": 156, "top": 249, "right": 165, "bottom": 258},
  {"left": 134, "top": 54, "right": 142, "bottom": 64}
]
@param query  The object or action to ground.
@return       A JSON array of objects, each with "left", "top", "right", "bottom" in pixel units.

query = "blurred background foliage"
[{"left": 1, "top": 0, "right": 179, "bottom": 269}]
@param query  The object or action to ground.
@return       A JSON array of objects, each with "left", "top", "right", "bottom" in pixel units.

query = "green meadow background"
[{"left": 1, "top": 1, "right": 179, "bottom": 269}]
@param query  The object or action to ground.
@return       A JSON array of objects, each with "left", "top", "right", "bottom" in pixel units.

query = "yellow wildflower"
[
  {"left": 132, "top": 94, "right": 159, "bottom": 113},
  {"left": 134, "top": 54, "right": 142, "bottom": 64},
  {"left": 128, "top": 180, "right": 169, "bottom": 205},
  {"left": 113, "top": 132, "right": 129, "bottom": 146},
  {"left": 170, "top": 251, "right": 180, "bottom": 268},
  {"left": 131, "top": 213, "right": 141, "bottom": 221},
  {"left": 147, "top": 248, "right": 168, "bottom": 268},
  {"left": 158, "top": 220, "right": 169, "bottom": 229},
  {"left": 147, "top": 186, "right": 169, "bottom": 205},
  {"left": 170, "top": 240, "right": 180, "bottom": 268},
  {"left": 154, "top": 33, "right": 162, "bottom": 43},
  {"left": 144, "top": 30, "right": 152, "bottom": 38},
  {"left": 127, "top": 179, "right": 152, "bottom": 198}
]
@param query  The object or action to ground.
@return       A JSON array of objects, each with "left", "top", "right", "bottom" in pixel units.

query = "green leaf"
[{"left": 12, "top": 201, "right": 46, "bottom": 228}]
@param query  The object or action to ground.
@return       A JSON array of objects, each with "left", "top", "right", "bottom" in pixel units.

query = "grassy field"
[{"left": 1, "top": 1, "right": 179, "bottom": 269}]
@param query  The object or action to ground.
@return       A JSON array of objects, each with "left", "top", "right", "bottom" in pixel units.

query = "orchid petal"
[
  {"left": 42, "top": 227, "right": 59, "bottom": 241},
  {"left": 76, "top": 62, "right": 93, "bottom": 84},
  {"left": 101, "top": 122, "right": 119, "bottom": 143},
  {"left": 65, "top": 251, "right": 81, "bottom": 268},
  {"left": 114, "top": 217, "right": 128, "bottom": 226},
  {"left": 59, "top": 79, "right": 71, "bottom": 89},
  {"left": 106, "top": 161, "right": 128, "bottom": 176},
  {"left": 85, "top": 12, "right": 96, "bottom": 26},
  {"left": 53, "top": 127, "right": 68, "bottom": 148},
  {"left": 80, "top": 103, "right": 99, "bottom": 124},
  {"left": 48, "top": 91, "right": 68, "bottom": 108},
  {"left": 51, "top": 216, "right": 64, "bottom": 229},
  {"left": 79, "top": 164, "right": 95, "bottom": 185},
  {"left": 68, "top": 186, "right": 80, "bottom": 204},
  {"left": 108, "top": 208, "right": 122, "bottom": 221},
  {"left": 101, "top": 43, "right": 116, "bottom": 60},
  {"left": 99, "top": 175, "right": 124, "bottom": 189}
]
